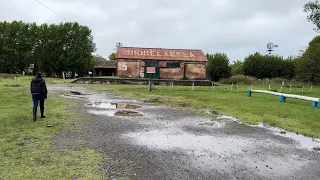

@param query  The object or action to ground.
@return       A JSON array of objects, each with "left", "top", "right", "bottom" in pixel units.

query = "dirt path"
[{"left": 50, "top": 85, "right": 320, "bottom": 180}]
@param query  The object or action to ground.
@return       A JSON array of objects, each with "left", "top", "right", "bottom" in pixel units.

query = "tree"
[
  {"left": 230, "top": 60, "right": 244, "bottom": 76},
  {"left": 108, "top": 53, "right": 116, "bottom": 61},
  {"left": 243, "top": 52, "right": 265, "bottom": 79},
  {"left": 243, "top": 53, "right": 293, "bottom": 79},
  {"left": 296, "top": 36, "right": 320, "bottom": 83},
  {"left": 92, "top": 55, "right": 106, "bottom": 61},
  {"left": 0, "top": 21, "right": 96, "bottom": 77},
  {"left": 281, "top": 57, "right": 296, "bottom": 79},
  {"left": 304, "top": 0, "right": 320, "bottom": 32},
  {"left": 206, "top": 53, "right": 231, "bottom": 81}
]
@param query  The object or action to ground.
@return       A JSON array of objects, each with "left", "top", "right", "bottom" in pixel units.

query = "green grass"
[
  {"left": 0, "top": 76, "right": 103, "bottom": 180},
  {"left": 96, "top": 84, "right": 320, "bottom": 138}
]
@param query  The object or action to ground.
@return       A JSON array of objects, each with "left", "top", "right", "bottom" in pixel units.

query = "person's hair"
[{"left": 36, "top": 72, "right": 42, "bottom": 78}]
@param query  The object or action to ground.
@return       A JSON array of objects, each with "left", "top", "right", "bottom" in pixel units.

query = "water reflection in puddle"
[
  {"left": 88, "top": 102, "right": 141, "bottom": 110},
  {"left": 125, "top": 130, "right": 253, "bottom": 155},
  {"left": 88, "top": 102, "right": 143, "bottom": 117},
  {"left": 252, "top": 123, "right": 320, "bottom": 150},
  {"left": 89, "top": 109, "right": 143, "bottom": 117}
]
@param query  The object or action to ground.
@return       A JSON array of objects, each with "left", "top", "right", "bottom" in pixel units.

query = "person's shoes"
[
  {"left": 40, "top": 107, "right": 45, "bottom": 119},
  {"left": 33, "top": 108, "right": 37, "bottom": 121}
]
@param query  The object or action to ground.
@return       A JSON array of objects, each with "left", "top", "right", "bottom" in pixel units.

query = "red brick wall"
[
  {"left": 117, "top": 60, "right": 141, "bottom": 78},
  {"left": 185, "top": 63, "right": 206, "bottom": 80},
  {"left": 160, "top": 68, "right": 184, "bottom": 80},
  {"left": 117, "top": 60, "right": 206, "bottom": 80}
]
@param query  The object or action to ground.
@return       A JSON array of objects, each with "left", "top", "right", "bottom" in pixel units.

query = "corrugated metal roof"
[
  {"left": 94, "top": 60, "right": 117, "bottom": 68},
  {"left": 116, "top": 47, "right": 207, "bottom": 61}
]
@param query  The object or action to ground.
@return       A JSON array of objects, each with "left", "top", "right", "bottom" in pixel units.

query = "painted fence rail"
[{"left": 248, "top": 90, "right": 320, "bottom": 107}]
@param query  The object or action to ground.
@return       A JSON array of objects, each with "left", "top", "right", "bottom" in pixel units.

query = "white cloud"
[{"left": 0, "top": 0, "right": 317, "bottom": 61}]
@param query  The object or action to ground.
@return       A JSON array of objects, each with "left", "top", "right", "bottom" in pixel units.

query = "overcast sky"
[{"left": 0, "top": 0, "right": 317, "bottom": 62}]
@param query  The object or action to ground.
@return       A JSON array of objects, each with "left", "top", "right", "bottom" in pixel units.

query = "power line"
[{"left": 33, "top": 0, "right": 71, "bottom": 21}]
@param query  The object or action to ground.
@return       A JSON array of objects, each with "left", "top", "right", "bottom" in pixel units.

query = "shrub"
[
  {"left": 0, "top": 74, "right": 12, "bottom": 79},
  {"left": 221, "top": 75, "right": 257, "bottom": 85}
]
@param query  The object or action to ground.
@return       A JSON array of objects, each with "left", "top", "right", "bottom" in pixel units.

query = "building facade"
[
  {"left": 116, "top": 47, "right": 208, "bottom": 80},
  {"left": 93, "top": 60, "right": 117, "bottom": 76}
]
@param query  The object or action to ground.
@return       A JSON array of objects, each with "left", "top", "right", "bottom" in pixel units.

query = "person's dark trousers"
[{"left": 32, "top": 94, "right": 45, "bottom": 121}]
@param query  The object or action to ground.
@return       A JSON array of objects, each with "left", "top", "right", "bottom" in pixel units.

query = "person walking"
[{"left": 30, "top": 72, "right": 47, "bottom": 121}]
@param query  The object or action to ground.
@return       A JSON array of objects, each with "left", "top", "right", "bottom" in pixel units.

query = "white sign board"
[{"left": 122, "top": 64, "right": 127, "bottom": 71}]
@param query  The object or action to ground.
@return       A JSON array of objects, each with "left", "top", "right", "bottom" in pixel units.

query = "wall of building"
[
  {"left": 117, "top": 60, "right": 141, "bottom": 78},
  {"left": 117, "top": 59, "right": 207, "bottom": 80},
  {"left": 160, "top": 68, "right": 183, "bottom": 80},
  {"left": 185, "top": 63, "right": 206, "bottom": 80}
]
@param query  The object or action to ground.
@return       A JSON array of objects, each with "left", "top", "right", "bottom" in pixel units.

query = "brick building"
[{"left": 115, "top": 47, "right": 208, "bottom": 80}]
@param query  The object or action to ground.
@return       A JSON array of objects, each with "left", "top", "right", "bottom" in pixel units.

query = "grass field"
[
  {"left": 96, "top": 83, "right": 320, "bottom": 138},
  {"left": 0, "top": 76, "right": 103, "bottom": 180},
  {"left": 1, "top": 75, "right": 319, "bottom": 179}
]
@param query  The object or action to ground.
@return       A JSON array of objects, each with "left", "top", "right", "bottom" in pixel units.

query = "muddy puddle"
[
  {"left": 125, "top": 130, "right": 253, "bottom": 154},
  {"left": 88, "top": 102, "right": 141, "bottom": 110},
  {"left": 202, "top": 109, "right": 219, "bottom": 115},
  {"left": 88, "top": 102, "right": 143, "bottom": 117},
  {"left": 251, "top": 123, "right": 320, "bottom": 150},
  {"left": 124, "top": 129, "right": 308, "bottom": 175}
]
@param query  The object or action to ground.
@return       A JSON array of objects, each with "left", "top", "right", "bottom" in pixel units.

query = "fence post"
[
  {"left": 231, "top": 82, "right": 234, "bottom": 91},
  {"left": 148, "top": 79, "right": 152, "bottom": 91},
  {"left": 269, "top": 82, "right": 271, "bottom": 91},
  {"left": 211, "top": 81, "right": 214, "bottom": 91},
  {"left": 192, "top": 81, "right": 195, "bottom": 91},
  {"left": 14, "top": 75, "right": 17, "bottom": 85}
]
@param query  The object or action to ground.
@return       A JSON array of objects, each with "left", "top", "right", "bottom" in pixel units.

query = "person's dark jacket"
[{"left": 30, "top": 78, "right": 48, "bottom": 98}]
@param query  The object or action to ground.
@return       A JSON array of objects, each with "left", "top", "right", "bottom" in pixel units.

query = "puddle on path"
[
  {"left": 199, "top": 121, "right": 226, "bottom": 128},
  {"left": 252, "top": 123, "right": 320, "bottom": 150},
  {"left": 125, "top": 130, "right": 253, "bottom": 155},
  {"left": 88, "top": 102, "right": 143, "bottom": 117},
  {"left": 115, "top": 110, "right": 143, "bottom": 117},
  {"left": 88, "top": 102, "right": 141, "bottom": 110},
  {"left": 89, "top": 109, "right": 143, "bottom": 117},
  {"left": 124, "top": 129, "right": 308, "bottom": 175},
  {"left": 216, "top": 115, "right": 238, "bottom": 121},
  {"left": 202, "top": 109, "right": 219, "bottom": 115}
]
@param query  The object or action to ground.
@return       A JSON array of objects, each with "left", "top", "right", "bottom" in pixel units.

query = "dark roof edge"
[{"left": 117, "top": 46, "right": 204, "bottom": 51}]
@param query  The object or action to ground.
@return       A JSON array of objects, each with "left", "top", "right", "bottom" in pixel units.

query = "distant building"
[
  {"left": 93, "top": 60, "right": 117, "bottom": 76},
  {"left": 115, "top": 47, "right": 208, "bottom": 80}
]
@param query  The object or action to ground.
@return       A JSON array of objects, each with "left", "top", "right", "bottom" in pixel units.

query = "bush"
[
  {"left": 0, "top": 74, "right": 12, "bottom": 79},
  {"left": 221, "top": 75, "right": 257, "bottom": 85}
]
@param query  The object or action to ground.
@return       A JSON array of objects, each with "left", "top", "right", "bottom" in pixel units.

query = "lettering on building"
[{"left": 125, "top": 49, "right": 197, "bottom": 58}]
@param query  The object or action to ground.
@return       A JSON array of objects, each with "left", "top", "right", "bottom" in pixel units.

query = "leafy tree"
[
  {"left": 304, "top": 0, "right": 320, "bottom": 32},
  {"left": 243, "top": 53, "right": 293, "bottom": 79},
  {"left": 243, "top": 52, "right": 264, "bottom": 78},
  {"left": 230, "top": 60, "right": 244, "bottom": 76},
  {"left": 281, "top": 57, "right": 296, "bottom": 79},
  {"left": 93, "top": 55, "right": 106, "bottom": 61},
  {"left": 296, "top": 36, "right": 320, "bottom": 83},
  {"left": 0, "top": 21, "right": 96, "bottom": 77},
  {"left": 206, "top": 53, "right": 231, "bottom": 81},
  {"left": 108, "top": 53, "right": 116, "bottom": 61}
]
